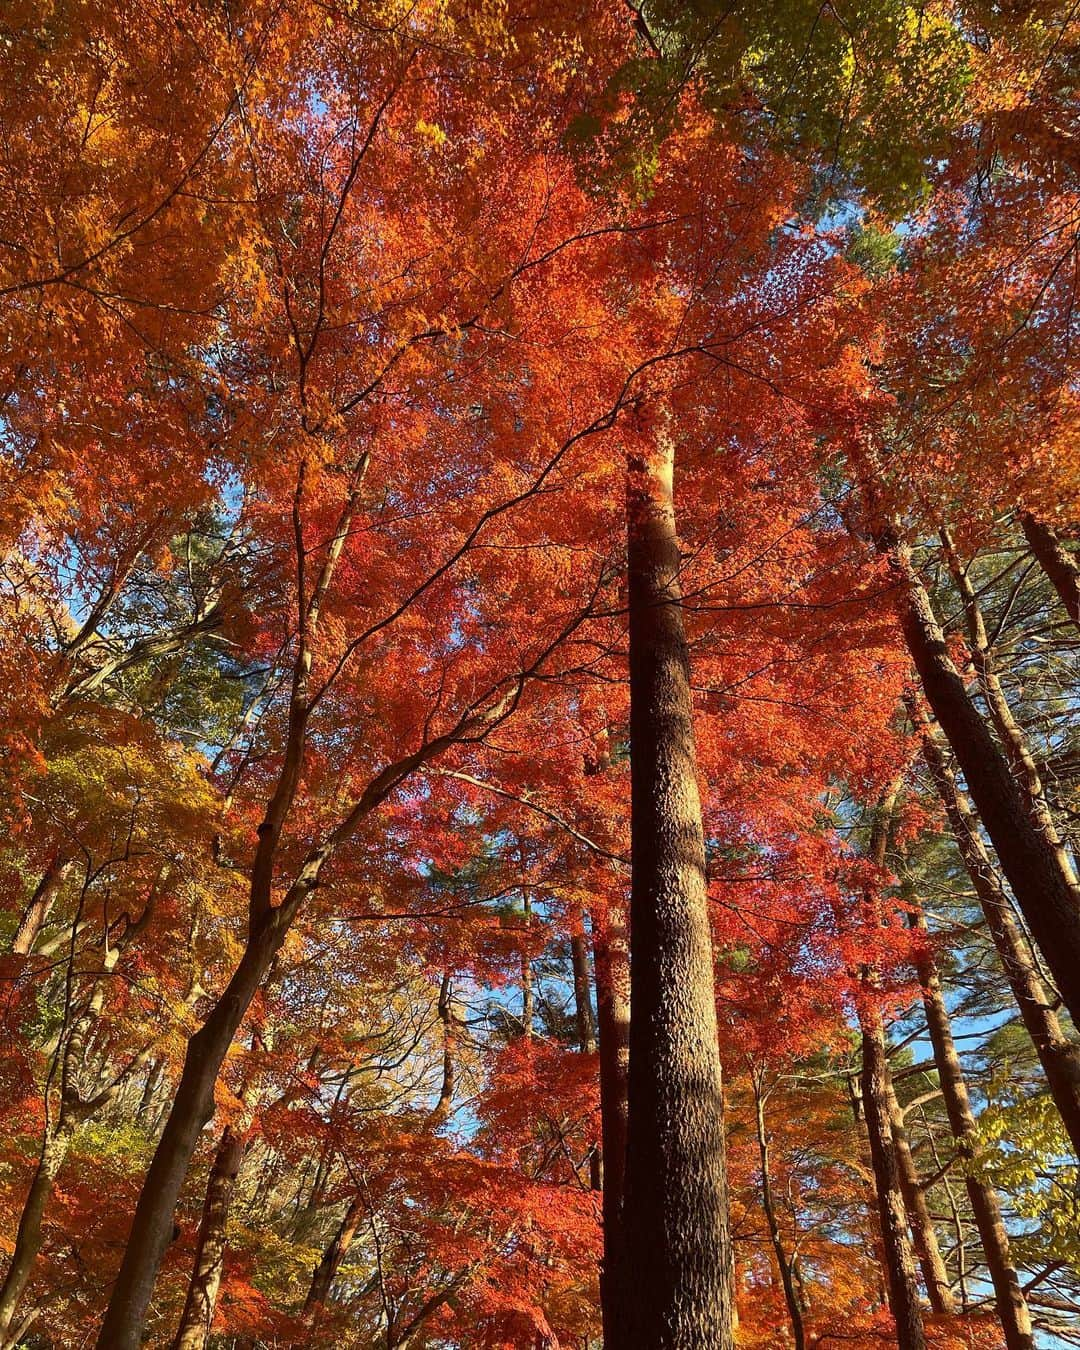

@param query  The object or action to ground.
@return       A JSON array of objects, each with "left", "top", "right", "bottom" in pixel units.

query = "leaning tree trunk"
[
  {"left": 916, "top": 714, "right": 1080, "bottom": 1158},
  {"left": 909, "top": 903, "right": 1035, "bottom": 1350},
  {"left": 614, "top": 438, "right": 733, "bottom": 1350},
  {"left": 860, "top": 1007, "right": 927, "bottom": 1350},
  {"left": 11, "top": 858, "right": 71, "bottom": 956},
  {"left": 0, "top": 1128, "right": 73, "bottom": 1348},
  {"left": 880, "top": 529, "right": 1080, "bottom": 1022},
  {"left": 883, "top": 1069, "right": 955, "bottom": 1316},
  {"left": 591, "top": 899, "right": 629, "bottom": 1347},
  {"left": 1020, "top": 511, "right": 1080, "bottom": 630}
]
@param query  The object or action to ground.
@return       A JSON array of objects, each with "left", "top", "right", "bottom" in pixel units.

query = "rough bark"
[
  {"left": 170, "top": 1125, "right": 247, "bottom": 1350},
  {"left": 860, "top": 1008, "right": 928, "bottom": 1350},
  {"left": 910, "top": 904, "right": 1035, "bottom": 1350},
  {"left": 1020, "top": 511, "right": 1080, "bottom": 630},
  {"left": 881, "top": 530, "right": 1080, "bottom": 1022},
  {"left": 615, "top": 440, "right": 733, "bottom": 1350},
  {"left": 751, "top": 1070, "right": 806, "bottom": 1350},
  {"left": 917, "top": 717, "right": 1080, "bottom": 1158}
]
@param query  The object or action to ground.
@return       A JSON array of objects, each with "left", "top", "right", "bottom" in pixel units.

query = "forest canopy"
[{"left": 0, "top": 1, "right": 1078, "bottom": 1347}]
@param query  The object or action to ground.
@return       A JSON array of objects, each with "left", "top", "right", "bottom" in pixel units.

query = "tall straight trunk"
[
  {"left": 170, "top": 1125, "right": 247, "bottom": 1350},
  {"left": 521, "top": 883, "right": 534, "bottom": 1038},
  {"left": 751, "top": 1071, "right": 806, "bottom": 1350},
  {"left": 880, "top": 530, "right": 1080, "bottom": 1021},
  {"left": 591, "top": 902, "right": 629, "bottom": 1347},
  {"left": 883, "top": 1071, "right": 955, "bottom": 1315},
  {"left": 1020, "top": 511, "right": 1080, "bottom": 630},
  {"left": 569, "top": 906, "right": 597, "bottom": 1055},
  {"left": 11, "top": 858, "right": 70, "bottom": 955},
  {"left": 860, "top": 1008, "right": 927, "bottom": 1350},
  {"left": 909, "top": 903, "right": 1035, "bottom": 1350},
  {"left": 917, "top": 716, "right": 1080, "bottom": 1157},
  {"left": 615, "top": 440, "right": 732, "bottom": 1350}
]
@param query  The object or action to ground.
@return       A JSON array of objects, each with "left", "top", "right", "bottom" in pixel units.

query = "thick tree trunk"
[
  {"left": 171, "top": 1126, "right": 247, "bottom": 1350},
  {"left": 615, "top": 440, "right": 733, "bottom": 1350},
  {"left": 917, "top": 719, "right": 1080, "bottom": 1157},
  {"left": 0, "top": 1128, "right": 72, "bottom": 1348},
  {"left": 910, "top": 904, "right": 1034, "bottom": 1350},
  {"left": 1020, "top": 511, "right": 1080, "bottom": 630},
  {"left": 860, "top": 1009, "right": 927, "bottom": 1350},
  {"left": 592, "top": 902, "right": 629, "bottom": 1347},
  {"left": 882, "top": 531, "right": 1080, "bottom": 1021},
  {"left": 883, "top": 1071, "right": 955, "bottom": 1316},
  {"left": 751, "top": 1072, "right": 806, "bottom": 1350}
]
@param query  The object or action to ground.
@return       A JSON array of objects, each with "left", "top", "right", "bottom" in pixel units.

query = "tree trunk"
[
  {"left": 432, "top": 972, "right": 457, "bottom": 1126},
  {"left": 909, "top": 904, "right": 1035, "bottom": 1350},
  {"left": 1020, "top": 511, "right": 1080, "bottom": 630},
  {"left": 941, "top": 528, "right": 1080, "bottom": 898},
  {"left": 95, "top": 922, "right": 285, "bottom": 1350},
  {"left": 11, "top": 858, "right": 70, "bottom": 956},
  {"left": 302, "top": 1193, "right": 364, "bottom": 1322},
  {"left": 0, "top": 1128, "right": 72, "bottom": 1348},
  {"left": 882, "top": 530, "right": 1080, "bottom": 1022},
  {"left": 570, "top": 907, "right": 597, "bottom": 1055},
  {"left": 883, "top": 1069, "right": 955, "bottom": 1315},
  {"left": 521, "top": 886, "right": 534, "bottom": 1038},
  {"left": 860, "top": 1009, "right": 927, "bottom": 1350},
  {"left": 171, "top": 1126, "right": 247, "bottom": 1350},
  {"left": 751, "top": 1071, "right": 806, "bottom": 1350},
  {"left": 917, "top": 717, "right": 1080, "bottom": 1157},
  {"left": 592, "top": 901, "right": 629, "bottom": 1347},
  {"left": 615, "top": 439, "right": 733, "bottom": 1350}
]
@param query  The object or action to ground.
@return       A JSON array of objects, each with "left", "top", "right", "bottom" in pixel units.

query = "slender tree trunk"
[
  {"left": 916, "top": 716, "right": 1080, "bottom": 1157},
  {"left": 521, "top": 880, "right": 534, "bottom": 1038},
  {"left": 909, "top": 905, "right": 1035, "bottom": 1350},
  {"left": 860, "top": 1008, "right": 927, "bottom": 1350},
  {"left": 569, "top": 907, "right": 597, "bottom": 1055},
  {"left": 302, "top": 1193, "right": 364, "bottom": 1321},
  {"left": 592, "top": 902, "right": 629, "bottom": 1347},
  {"left": 432, "top": 971, "right": 457, "bottom": 1126},
  {"left": 1020, "top": 511, "right": 1080, "bottom": 630},
  {"left": 0, "top": 1127, "right": 72, "bottom": 1347},
  {"left": 95, "top": 922, "right": 286, "bottom": 1350},
  {"left": 615, "top": 439, "right": 733, "bottom": 1350},
  {"left": 880, "top": 529, "right": 1080, "bottom": 1021},
  {"left": 751, "top": 1071, "right": 806, "bottom": 1350},
  {"left": 942, "top": 528, "right": 1080, "bottom": 893},
  {"left": 170, "top": 1126, "right": 247, "bottom": 1350},
  {"left": 883, "top": 1071, "right": 955, "bottom": 1315},
  {"left": 11, "top": 858, "right": 70, "bottom": 956}
]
